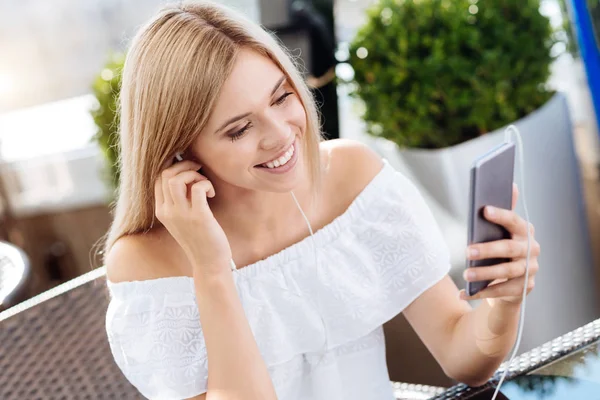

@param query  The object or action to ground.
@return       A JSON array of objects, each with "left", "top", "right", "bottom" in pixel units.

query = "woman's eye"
[
  {"left": 229, "top": 122, "right": 252, "bottom": 142},
  {"left": 274, "top": 92, "right": 293, "bottom": 106},
  {"left": 226, "top": 93, "right": 293, "bottom": 142}
]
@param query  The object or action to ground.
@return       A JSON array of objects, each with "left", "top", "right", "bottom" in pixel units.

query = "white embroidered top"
[{"left": 105, "top": 159, "right": 451, "bottom": 400}]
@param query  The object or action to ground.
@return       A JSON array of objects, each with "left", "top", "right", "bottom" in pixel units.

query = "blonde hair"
[{"left": 99, "top": 0, "right": 323, "bottom": 264}]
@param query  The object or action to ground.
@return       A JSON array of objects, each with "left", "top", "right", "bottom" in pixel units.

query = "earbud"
[{"left": 175, "top": 152, "right": 184, "bottom": 162}]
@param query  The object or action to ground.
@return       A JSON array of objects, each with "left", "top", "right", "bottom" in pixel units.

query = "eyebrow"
[{"left": 215, "top": 75, "right": 287, "bottom": 134}]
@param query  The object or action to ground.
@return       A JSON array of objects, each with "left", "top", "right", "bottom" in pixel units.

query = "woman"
[{"left": 104, "top": 2, "right": 541, "bottom": 399}]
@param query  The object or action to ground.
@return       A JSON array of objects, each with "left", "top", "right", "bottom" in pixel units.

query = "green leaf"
[
  {"left": 90, "top": 51, "right": 125, "bottom": 192},
  {"left": 349, "top": 0, "right": 556, "bottom": 148}
]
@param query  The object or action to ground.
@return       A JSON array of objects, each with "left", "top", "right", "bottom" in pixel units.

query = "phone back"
[{"left": 466, "top": 142, "right": 516, "bottom": 296}]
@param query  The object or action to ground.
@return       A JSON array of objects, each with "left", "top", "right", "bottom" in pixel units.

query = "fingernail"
[
  {"left": 463, "top": 270, "right": 476, "bottom": 281},
  {"left": 467, "top": 247, "right": 479, "bottom": 258},
  {"left": 486, "top": 206, "right": 496, "bottom": 216}
]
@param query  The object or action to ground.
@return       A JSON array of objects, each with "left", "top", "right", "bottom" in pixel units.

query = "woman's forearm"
[
  {"left": 193, "top": 263, "right": 277, "bottom": 400},
  {"left": 446, "top": 299, "right": 521, "bottom": 387}
]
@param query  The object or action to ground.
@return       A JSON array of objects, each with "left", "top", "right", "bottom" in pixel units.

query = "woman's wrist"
[
  {"left": 472, "top": 297, "right": 521, "bottom": 357},
  {"left": 486, "top": 296, "right": 523, "bottom": 311}
]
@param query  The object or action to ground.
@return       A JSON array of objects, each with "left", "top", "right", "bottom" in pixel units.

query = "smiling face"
[{"left": 190, "top": 49, "right": 308, "bottom": 192}]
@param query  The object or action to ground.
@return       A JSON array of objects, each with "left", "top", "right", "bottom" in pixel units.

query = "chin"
[{"left": 260, "top": 175, "right": 303, "bottom": 193}]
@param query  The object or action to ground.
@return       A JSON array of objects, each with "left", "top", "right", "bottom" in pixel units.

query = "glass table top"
[
  {"left": 433, "top": 318, "right": 600, "bottom": 399},
  {"left": 495, "top": 340, "right": 600, "bottom": 399}
]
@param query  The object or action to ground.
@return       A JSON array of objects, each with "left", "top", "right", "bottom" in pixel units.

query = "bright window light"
[{"left": 0, "top": 95, "right": 98, "bottom": 162}]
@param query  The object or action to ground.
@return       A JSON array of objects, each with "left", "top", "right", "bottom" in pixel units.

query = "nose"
[{"left": 259, "top": 114, "right": 292, "bottom": 151}]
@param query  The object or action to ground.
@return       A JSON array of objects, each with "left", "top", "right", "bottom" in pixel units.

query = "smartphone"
[{"left": 466, "top": 142, "right": 516, "bottom": 297}]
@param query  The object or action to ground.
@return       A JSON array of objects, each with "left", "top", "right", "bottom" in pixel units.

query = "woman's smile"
[{"left": 254, "top": 137, "right": 299, "bottom": 175}]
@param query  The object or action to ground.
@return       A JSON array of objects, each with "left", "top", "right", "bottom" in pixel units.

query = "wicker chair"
[
  {"left": 0, "top": 268, "right": 446, "bottom": 400},
  {"left": 0, "top": 268, "right": 144, "bottom": 399},
  {"left": 0, "top": 241, "right": 31, "bottom": 312}
]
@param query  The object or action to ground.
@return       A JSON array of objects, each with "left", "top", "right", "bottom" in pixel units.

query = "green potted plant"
[
  {"left": 90, "top": 52, "right": 125, "bottom": 194},
  {"left": 350, "top": 0, "right": 555, "bottom": 149},
  {"left": 348, "top": 0, "right": 560, "bottom": 217}
]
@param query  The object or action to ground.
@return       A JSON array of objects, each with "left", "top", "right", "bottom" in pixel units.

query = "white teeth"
[{"left": 261, "top": 144, "right": 295, "bottom": 169}]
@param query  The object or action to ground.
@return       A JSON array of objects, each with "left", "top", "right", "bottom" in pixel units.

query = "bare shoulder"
[
  {"left": 318, "top": 139, "right": 384, "bottom": 215},
  {"left": 320, "top": 138, "right": 384, "bottom": 200},
  {"left": 185, "top": 394, "right": 206, "bottom": 400},
  {"left": 105, "top": 229, "right": 190, "bottom": 284}
]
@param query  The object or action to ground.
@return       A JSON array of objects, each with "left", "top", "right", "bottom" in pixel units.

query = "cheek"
[
  {"left": 189, "top": 137, "right": 234, "bottom": 170},
  {"left": 190, "top": 136, "right": 259, "bottom": 184},
  {"left": 214, "top": 142, "right": 255, "bottom": 167}
]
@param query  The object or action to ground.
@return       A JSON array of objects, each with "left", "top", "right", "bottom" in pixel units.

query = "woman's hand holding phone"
[
  {"left": 461, "top": 184, "right": 541, "bottom": 306},
  {"left": 154, "top": 158, "right": 233, "bottom": 277}
]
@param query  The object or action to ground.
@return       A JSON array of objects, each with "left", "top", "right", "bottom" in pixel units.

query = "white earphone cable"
[
  {"left": 291, "top": 190, "right": 330, "bottom": 357},
  {"left": 491, "top": 125, "right": 532, "bottom": 399},
  {"left": 291, "top": 191, "right": 314, "bottom": 236}
]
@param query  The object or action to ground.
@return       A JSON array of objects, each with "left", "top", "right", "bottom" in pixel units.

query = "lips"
[
  {"left": 255, "top": 140, "right": 296, "bottom": 168},
  {"left": 261, "top": 144, "right": 295, "bottom": 169}
]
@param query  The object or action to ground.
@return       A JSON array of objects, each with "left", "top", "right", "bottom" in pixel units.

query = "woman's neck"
[{"left": 208, "top": 180, "right": 316, "bottom": 251}]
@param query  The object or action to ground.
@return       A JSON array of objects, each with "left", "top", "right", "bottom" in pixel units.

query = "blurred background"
[{"left": 0, "top": 0, "right": 600, "bottom": 390}]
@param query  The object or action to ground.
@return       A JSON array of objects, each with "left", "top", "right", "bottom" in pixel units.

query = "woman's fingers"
[
  {"left": 191, "top": 180, "right": 216, "bottom": 210},
  {"left": 162, "top": 160, "right": 202, "bottom": 181},
  {"left": 168, "top": 170, "right": 207, "bottom": 209},
  {"left": 464, "top": 259, "right": 539, "bottom": 282},
  {"left": 483, "top": 206, "right": 528, "bottom": 237},
  {"left": 161, "top": 161, "right": 202, "bottom": 205},
  {"left": 468, "top": 239, "right": 527, "bottom": 260},
  {"left": 511, "top": 183, "right": 519, "bottom": 210},
  {"left": 469, "top": 237, "right": 541, "bottom": 260},
  {"left": 462, "top": 275, "right": 536, "bottom": 301}
]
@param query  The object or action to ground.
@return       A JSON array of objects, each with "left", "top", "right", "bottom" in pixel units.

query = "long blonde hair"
[{"left": 99, "top": 1, "right": 323, "bottom": 264}]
